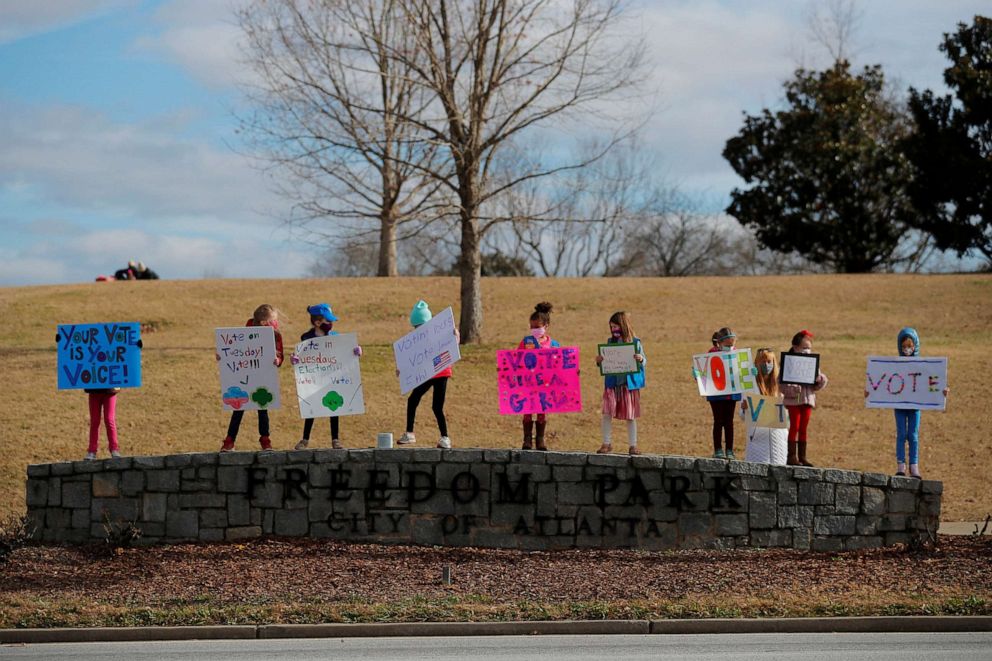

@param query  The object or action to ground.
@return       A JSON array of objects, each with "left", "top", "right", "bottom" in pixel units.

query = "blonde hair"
[
  {"left": 609, "top": 311, "right": 634, "bottom": 343},
  {"left": 754, "top": 348, "right": 779, "bottom": 396},
  {"left": 253, "top": 304, "right": 278, "bottom": 325}
]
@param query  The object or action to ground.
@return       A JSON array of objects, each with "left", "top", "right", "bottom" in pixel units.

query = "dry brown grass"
[{"left": 1, "top": 274, "right": 989, "bottom": 520}]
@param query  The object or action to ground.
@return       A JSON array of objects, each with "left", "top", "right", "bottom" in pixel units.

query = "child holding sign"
[
  {"left": 595, "top": 311, "right": 645, "bottom": 455},
  {"left": 742, "top": 348, "right": 788, "bottom": 465},
  {"left": 219, "top": 304, "right": 284, "bottom": 452},
  {"left": 520, "top": 302, "right": 559, "bottom": 451},
  {"left": 293, "top": 303, "right": 363, "bottom": 450},
  {"left": 397, "top": 300, "right": 457, "bottom": 449},
  {"left": 781, "top": 330, "right": 828, "bottom": 466},
  {"left": 865, "top": 327, "right": 949, "bottom": 478},
  {"left": 706, "top": 327, "right": 740, "bottom": 459}
]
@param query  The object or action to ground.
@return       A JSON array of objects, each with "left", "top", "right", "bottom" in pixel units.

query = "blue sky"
[{"left": 0, "top": 1, "right": 987, "bottom": 285}]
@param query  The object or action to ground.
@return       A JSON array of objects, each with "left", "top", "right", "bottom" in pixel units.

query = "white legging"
[{"left": 601, "top": 414, "right": 637, "bottom": 447}]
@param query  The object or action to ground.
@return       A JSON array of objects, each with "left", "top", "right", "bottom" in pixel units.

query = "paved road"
[{"left": 3, "top": 633, "right": 992, "bottom": 661}]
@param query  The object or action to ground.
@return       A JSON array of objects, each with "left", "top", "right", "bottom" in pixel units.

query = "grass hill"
[{"left": 1, "top": 274, "right": 989, "bottom": 521}]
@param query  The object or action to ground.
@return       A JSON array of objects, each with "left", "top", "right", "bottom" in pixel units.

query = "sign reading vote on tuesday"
[
  {"left": 865, "top": 356, "right": 948, "bottom": 411},
  {"left": 691, "top": 348, "right": 756, "bottom": 397},
  {"left": 496, "top": 346, "right": 582, "bottom": 415},
  {"left": 216, "top": 326, "right": 281, "bottom": 411},
  {"left": 57, "top": 322, "right": 142, "bottom": 389}
]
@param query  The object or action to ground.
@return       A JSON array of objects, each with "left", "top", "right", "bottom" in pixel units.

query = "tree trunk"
[
  {"left": 458, "top": 208, "right": 483, "bottom": 344},
  {"left": 377, "top": 208, "right": 398, "bottom": 277}
]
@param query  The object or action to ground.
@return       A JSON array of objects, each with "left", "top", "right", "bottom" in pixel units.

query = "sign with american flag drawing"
[{"left": 393, "top": 307, "right": 461, "bottom": 394}]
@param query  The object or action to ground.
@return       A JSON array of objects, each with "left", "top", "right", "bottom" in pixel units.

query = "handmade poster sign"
[
  {"left": 598, "top": 342, "right": 638, "bottom": 376},
  {"left": 865, "top": 356, "right": 948, "bottom": 411},
  {"left": 780, "top": 352, "right": 821, "bottom": 386},
  {"left": 294, "top": 333, "right": 364, "bottom": 418},
  {"left": 57, "top": 322, "right": 142, "bottom": 390},
  {"left": 497, "top": 346, "right": 582, "bottom": 415},
  {"left": 215, "top": 326, "right": 280, "bottom": 411},
  {"left": 743, "top": 394, "right": 789, "bottom": 429},
  {"left": 393, "top": 307, "right": 461, "bottom": 394},
  {"left": 691, "top": 349, "right": 757, "bottom": 397}
]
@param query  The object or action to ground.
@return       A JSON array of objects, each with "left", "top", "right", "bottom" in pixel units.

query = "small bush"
[
  {"left": 0, "top": 515, "right": 34, "bottom": 565},
  {"left": 102, "top": 514, "right": 142, "bottom": 555}
]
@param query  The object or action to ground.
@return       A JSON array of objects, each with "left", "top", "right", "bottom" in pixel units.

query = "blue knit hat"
[
  {"left": 410, "top": 300, "right": 432, "bottom": 327},
  {"left": 307, "top": 303, "right": 338, "bottom": 322},
  {"left": 897, "top": 327, "right": 920, "bottom": 356}
]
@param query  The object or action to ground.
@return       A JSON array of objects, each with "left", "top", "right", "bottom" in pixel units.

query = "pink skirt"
[{"left": 602, "top": 386, "right": 641, "bottom": 420}]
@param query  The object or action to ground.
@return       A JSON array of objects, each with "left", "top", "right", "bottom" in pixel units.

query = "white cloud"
[
  {"left": 0, "top": 101, "right": 274, "bottom": 220},
  {"left": 0, "top": 0, "right": 138, "bottom": 44},
  {"left": 133, "top": 0, "right": 250, "bottom": 89}
]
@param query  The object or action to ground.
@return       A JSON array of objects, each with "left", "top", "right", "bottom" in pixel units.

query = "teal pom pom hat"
[{"left": 410, "top": 300, "right": 432, "bottom": 327}]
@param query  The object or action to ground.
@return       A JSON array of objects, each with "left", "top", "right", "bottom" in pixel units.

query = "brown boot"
[
  {"left": 787, "top": 441, "right": 799, "bottom": 466},
  {"left": 798, "top": 441, "right": 814, "bottom": 467},
  {"left": 535, "top": 421, "right": 548, "bottom": 451},
  {"left": 522, "top": 417, "right": 534, "bottom": 450}
]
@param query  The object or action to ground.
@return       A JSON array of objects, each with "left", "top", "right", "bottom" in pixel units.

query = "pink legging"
[
  {"left": 786, "top": 404, "right": 813, "bottom": 442},
  {"left": 88, "top": 392, "right": 119, "bottom": 453}
]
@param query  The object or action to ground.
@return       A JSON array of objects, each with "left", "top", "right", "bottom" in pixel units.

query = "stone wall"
[{"left": 25, "top": 449, "right": 942, "bottom": 551}]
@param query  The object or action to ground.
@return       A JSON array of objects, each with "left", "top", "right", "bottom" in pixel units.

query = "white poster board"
[
  {"left": 598, "top": 343, "right": 638, "bottom": 376},
  {"left": 780, "top": 352, "right": 820, "bottom": 385},
  {"left": 743, "top": 393, "right": 789, "bottom": 430},
  {"left": 865, "top": 356, "right": 947, "bottom": 411},
  {"left": 294, "top": 333, "right": 365, "bottom": 418},
  {"left": 216, "top": 326, "right": 281, "bottom": 411},
  {"left": 691, "top": 348, "right": 757, "bottom": 397},
  {"left": 393, "top": 307, "right": 461, "bottom": 394}
]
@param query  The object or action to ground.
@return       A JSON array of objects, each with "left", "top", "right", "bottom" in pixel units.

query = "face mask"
[
  {"left": 320, "top": 323, "right": 333, "bottom": 333},
  {"left": 902, "top": 346, "right": 914, "bottom": 356},
  {"left": 801, "top": 348, "right": 812, "bottom": 354},
  {"left": 723, "top": 345, "right": 734, "bottom": 352},
  {"left": 761, "top": 363, "right": 774, "bottom": 375},
  {"left": 611, "top": 329, "right": 622, "bottom": 338},
  {"left": 530, "top": 327, "right": 546, "bottom": 338}
]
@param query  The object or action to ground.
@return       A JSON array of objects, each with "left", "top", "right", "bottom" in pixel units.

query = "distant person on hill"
[
  {"left": 293, "top": 303, "right": 363, "bottom": 450},
  {"left": 518, "top": 301, "right": 559, "bottom": 451},
  {"left": 113, "top": 260, "right": 137, "bottom": 280},
  {"left": 133, "top": 262, "right": 159, "bottom": 280},
  {"left": 396, "top": 300, "right": 457, "bottom": 449},
  {"left": 218, "top": 304, "right": 284, "bottom": 452},
  {"left": 594, "top": 310, "right": 645, "bottom": 455}
]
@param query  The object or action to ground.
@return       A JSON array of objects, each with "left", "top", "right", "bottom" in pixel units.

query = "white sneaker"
[
  {"left": 294, "top": 438, "right": 310, "bottom": 451},
  {"left": 110, "top": 450, "right": 121, "bottom": 458},
  {"left": 437, "top": 436, "right": 452, "bottom": 449},
  {"left": 84, "top": 452, "right": 97, "bottom": 461},
  {"left": 397, "top": 432, "right": 416, "bottom": 445}
]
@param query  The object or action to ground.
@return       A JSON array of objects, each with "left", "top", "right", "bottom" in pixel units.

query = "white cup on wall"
[{"left": 377, "top": 432, "right": 393, "bottom": 449}]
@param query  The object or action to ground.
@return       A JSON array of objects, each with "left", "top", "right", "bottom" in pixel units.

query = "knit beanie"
[{"left": 410, "top": 300, "right": 432, "bottom": 327}]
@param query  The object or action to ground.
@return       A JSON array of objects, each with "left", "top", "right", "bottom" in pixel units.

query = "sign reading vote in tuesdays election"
[
  {"left": 216, "top": 326, "right": 280, "bottom": 411},
  {"left": 865, "top": 356, "right": 948, "bottom": 411},
  {"left": 393, "top": 307, "right": 461, "bottom": 394},
  {"left": 496, "top": 347, "right": 582, "bottom": 415},
  {"left": 57, "top": 322, "right": 142, "bottom": 389},
  {"left": 743, "top": 393, "right": 789, "bottom": 429},
  {"left": 294, "top": 333, "right": 365, "bottom": 418},
  {"left": 691, "top": 349, "right": 756, "bottom": 397}
]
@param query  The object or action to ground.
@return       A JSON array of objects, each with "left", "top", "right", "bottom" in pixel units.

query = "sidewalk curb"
[{"left": 2, "top": 617, "right": 990, "bottom": 644}]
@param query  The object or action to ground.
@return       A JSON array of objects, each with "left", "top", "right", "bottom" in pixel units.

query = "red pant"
[
  {"left": 88, "top": 392, "right": 119, "bottom": 453},
  {"left": 786, "top": 404, "right": 812, "bottom": 442}
]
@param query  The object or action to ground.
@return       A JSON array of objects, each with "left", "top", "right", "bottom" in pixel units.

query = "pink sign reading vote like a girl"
[{"left": 496, "top": 347, "right": 582, "bottom": 415}]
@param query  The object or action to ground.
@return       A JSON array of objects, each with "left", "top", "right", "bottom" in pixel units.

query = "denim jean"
[{"left": 894, "top": 409, "right": 921, "bottom": 464}]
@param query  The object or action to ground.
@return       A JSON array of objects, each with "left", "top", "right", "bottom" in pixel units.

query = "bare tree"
[
  {"left": 805, "top": 0, "right": 864, "bottom": 63},
  {"left": 238, "top": 0, "right": 447, "bottom": 276},
  {"left": 384, "top": 0, "right": 646, "bottom": 341}
]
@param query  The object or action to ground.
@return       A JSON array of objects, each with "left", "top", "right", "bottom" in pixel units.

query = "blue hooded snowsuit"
[{"left": 895, "top": 327, "right": 921, "bottom": 466}]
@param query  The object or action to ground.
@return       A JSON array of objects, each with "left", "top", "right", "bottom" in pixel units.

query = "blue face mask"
[{"left": 760, "top": 363, "right": 774, "bottom": 375}]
